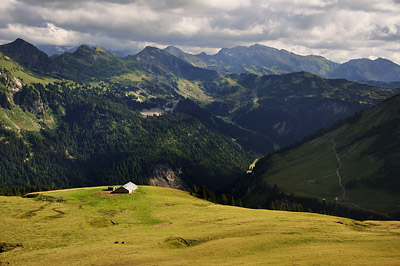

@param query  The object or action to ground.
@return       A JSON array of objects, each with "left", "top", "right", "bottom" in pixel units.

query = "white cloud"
[{"left": 0, "top": 0, "right": 398, "bottom": 64}]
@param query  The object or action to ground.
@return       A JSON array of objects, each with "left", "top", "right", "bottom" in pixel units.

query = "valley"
[
  {"left": 239, "top": 95, "right": 400, "bottom": 220},
  {"left": 1, "top": 0, "right": 400, "bottom": 265},
  {"left": 0, "top": 38, "right": 399, "bottom": 221}
]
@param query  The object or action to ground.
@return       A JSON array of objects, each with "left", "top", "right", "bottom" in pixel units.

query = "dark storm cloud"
[
  {"left": 0, "top": 1, "right": 45, "bottom": 27},
  {"left": 0, "top": 0, "right": 399, "bottom": 63}
]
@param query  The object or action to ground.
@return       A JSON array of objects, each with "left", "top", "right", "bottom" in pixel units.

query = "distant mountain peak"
[
  {"left": 13, "top": 38, "right": 29, "bottom": 44},
  {"left": 143, "top": 46, "right": 161, "bottom": 51},
  {"left": 329, "top": 56, "right": 400, "bottom": 82},
  {"left": 165, "top": 45, "right": 181, "bottom": 51},
  {"left": 75, "top": 44, "right": 94, "bottom": 53},
  {"left": 137, "top": 46, "right": 165, "bottom": 56},
  {"left": 5, "top": 38, "right": 38, "bottom": 50},
  {"left": 0, "top": 38, "right": 55, "bottom": 73}
]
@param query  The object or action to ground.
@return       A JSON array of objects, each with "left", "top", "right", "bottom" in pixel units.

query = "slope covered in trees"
[
  {"left": 236, "top": 94, "right": 400, "bottom": 219},
  {"left": 0, "top": 56, "right": 252, "bottom": 191}
]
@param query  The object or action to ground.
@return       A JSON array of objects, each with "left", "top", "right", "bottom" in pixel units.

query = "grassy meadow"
[
  {"left": 0, "top": 186, "right": 399, "bottom": 265},
  {"left": 0, "top": 52, "right": 56, "bottom": 85}
]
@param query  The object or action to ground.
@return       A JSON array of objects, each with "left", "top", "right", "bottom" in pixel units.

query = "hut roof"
[
  {"left": 113, "top": 182, "right": 138, "bottom": 194},
  {"left": 122, "top": 182, "right": 137, "bottom": 191}
]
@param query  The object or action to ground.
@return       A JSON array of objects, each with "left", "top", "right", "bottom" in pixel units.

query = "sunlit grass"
[
  {"left": 1, "top": 186, "right": 399, "bottom": 265},
  {"left": 0, "top": 53, "right": 56, "bottom": 85}
]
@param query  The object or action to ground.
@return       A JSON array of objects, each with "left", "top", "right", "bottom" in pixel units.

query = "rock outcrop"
[{"left": 149, "top": 164, "right": 186, "bottom": 190}]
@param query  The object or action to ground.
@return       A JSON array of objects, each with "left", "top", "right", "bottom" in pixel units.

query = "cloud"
[{"left": 0, "top": 0, "right": 399, "bottom": 64}]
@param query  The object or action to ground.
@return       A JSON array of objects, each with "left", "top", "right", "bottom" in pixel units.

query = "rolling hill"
[
  {"left": 237, "top": 94, "right": 400, "bottom": 219},
  {"left": 0, "top": 186, "right": 399, "bottom": 265}
]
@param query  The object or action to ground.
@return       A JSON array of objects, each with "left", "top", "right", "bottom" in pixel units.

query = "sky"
[{"left": 1, "top": 0, "right": 400, "bottom": 63}]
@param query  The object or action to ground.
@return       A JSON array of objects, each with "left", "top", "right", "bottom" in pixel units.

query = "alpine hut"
[{"left": 112, "top": 182, "right": 138, "bottom": 194}]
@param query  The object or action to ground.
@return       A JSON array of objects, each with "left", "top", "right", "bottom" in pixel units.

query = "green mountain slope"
[
  {"left": 174, "top": 99, "right": 276, "bottom": 153},
  {"left": 238, "top": 94, "right": 400, "bottom": 219},
  {"left": 0, "top": 52, "right": 57, "bottom": 131},
  {"left": 0, "top": 52, "right": 252, "bottom": 190},
  {"left": 0, "top": 82, "right": 251, "bottom": 190},
  {"left": 1, "top": 186, "right": 399, "bottom": 265}
]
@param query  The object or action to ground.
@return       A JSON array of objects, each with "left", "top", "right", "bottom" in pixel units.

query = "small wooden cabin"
[{"left": 112, "top": 182, "right": 137, "bottom": 194}]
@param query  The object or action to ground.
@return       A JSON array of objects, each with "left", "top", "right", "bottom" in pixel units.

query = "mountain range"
[
  {"left": 164, "top": 44, "right": 400, "bottom": 83},
  {"left": 4, "top": 39, "right": 400, "bottom": 83},
  {"left": 0, "top": 38, "right": 399, "bottom": 219}
]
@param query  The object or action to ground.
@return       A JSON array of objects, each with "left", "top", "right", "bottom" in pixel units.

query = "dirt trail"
[{"left": 326, "top": 134, "right": 346, "bottom": 199}]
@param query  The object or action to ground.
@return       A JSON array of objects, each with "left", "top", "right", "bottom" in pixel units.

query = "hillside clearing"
[{"left": 0, "top": 186, "right": 399, "bottom": 265}]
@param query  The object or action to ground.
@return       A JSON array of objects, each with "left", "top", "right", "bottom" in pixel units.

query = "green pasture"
[
  {"left": 1, "top": 186, "right": 399, "bottom": 265},
  {"left": 0, "top": 52, "right": 56, "bottom": 85}
]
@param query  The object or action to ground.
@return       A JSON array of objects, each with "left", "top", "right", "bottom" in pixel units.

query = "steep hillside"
[
  {"left": 174, "top": 99, "right": 276, "bottom": 153},
  {"left": 0, "top": 81, "right": 251, "bottom": 190},
  {"left": 238, "top": 94, "right": 400, "bottom": 219},
  {"left": 1, "top": 186, "right": 399, "bottom": 265},
  {"left": 0, "top": 51, "right": 253, "bottom": 191},
  {"left": 0, "top": 52, "right": 56, "bottom": 131}
]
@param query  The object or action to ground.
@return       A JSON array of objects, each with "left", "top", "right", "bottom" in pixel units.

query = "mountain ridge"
[
  {"left": 163, "top": 44, "right": 400, "bottom": 83},
  {"left": 2, "top": 39, "right": 400, "bottom": 83}
]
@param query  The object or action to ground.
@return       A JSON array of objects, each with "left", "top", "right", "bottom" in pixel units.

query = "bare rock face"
[
  {"left": 30, "top": 97, "right": 46, "bottom": 114},
  {"left": 0, "top": 70, "right": 46, "bottom": 114},
  {"left": 149, "top": 164, "right": 186, "bottom": 190},
  {"left": 0, "top": 71, "right": 24, "bottom": 106},
  {"left": 13, "top": 85, "right": 47, "bottom": 115},
  {"left": 10, "top": 77, "right": 24, "bottom": 94}
]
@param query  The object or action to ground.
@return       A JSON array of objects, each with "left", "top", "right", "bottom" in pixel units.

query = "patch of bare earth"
[
  {"left": 153, "top": 222, "right": 172, "bottom": 228},
  {"left": 96, "top": 191, "right": 125, "bottom": 197}
]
